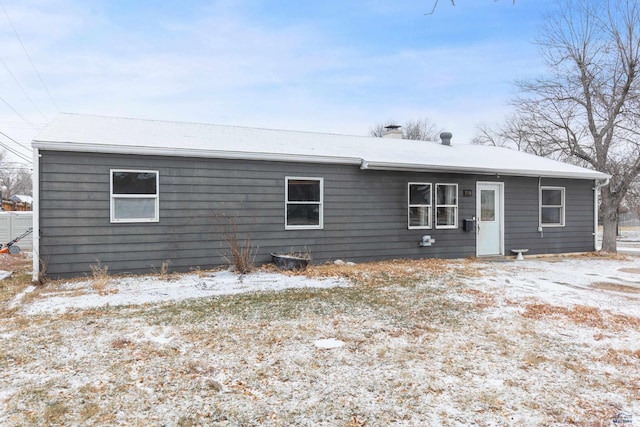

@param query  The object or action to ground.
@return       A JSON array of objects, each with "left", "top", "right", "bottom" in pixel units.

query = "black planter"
[{"left": 271, "top": 253, "right": 310, "bottom": 271}]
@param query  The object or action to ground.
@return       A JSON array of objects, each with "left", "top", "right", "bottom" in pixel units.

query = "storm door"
[{"left": 476, "top": 182, "right": 504, "bottom": 256}]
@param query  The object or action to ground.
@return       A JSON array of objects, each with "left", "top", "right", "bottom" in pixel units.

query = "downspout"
[
  {"left": 538, "top": 177, "right": 543, "bottom": 238},
  {"left": 32, "top": 147, "right": 40, "bottom": 283},
  {"left": 594, "top": 177, "right": 610, "bottom": 251}
]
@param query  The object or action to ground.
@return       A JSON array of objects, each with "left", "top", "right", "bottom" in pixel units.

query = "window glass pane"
[
  {"left": 409, "top": 206, "right": 431, "bottom": 227},
  {"left": 113, "top": 198, "right": 156, "bottom": 220},
  {"left": 113, "top": 172, "right": 157, "bottom": 195},
  {"left": 480, "top": 190, "right": 496, "bottom": 221},
  {"left": 286, "top": 204, "right": 320, "bottom": 226},
  {"left": 541, "top": 207, "right": 561, "bottom": 224},
  {"left": 409, "top": 184, "right": 431, "bottom": 205},
  {"left": 437, "top": 207, "right": 457, "bottom": 226},
  {"left": 437, "top": 185, "right": 457, "bottom": 205},
  {"left": 288, "top": 180, "right": 320, "bottom": 202},
  {"left": 542, "top": 189, "right": 562, "bottom": 205}
]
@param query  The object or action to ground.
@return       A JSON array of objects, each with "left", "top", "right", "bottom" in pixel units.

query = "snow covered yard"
[{"left": 0, "top": 255, "right": 639, "bottom": 426}]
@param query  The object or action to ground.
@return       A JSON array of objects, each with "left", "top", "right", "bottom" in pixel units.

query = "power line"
[
  {"left": 0, "top": 131, "right": 32, "bottom": 163},
  {"left": 0, "top": 1, "right": 60, "bottom": 112},
  {"left": 0, "top": 130, "right": 31, "bottom": 153},
  {"left": 0, "top": 93, "right": 38, "bottom": 129},
  {"left": 0, "top": 142, "right": 30, "bottom": 163},
  {"left": 0, "top": 145, "right": 31, "bottom": 164},
  {"left": 0, "top": 127, "right": 35, "bottom": 152},
  {"left": 0, "top": 57, "right": 49, "bottom": 121},
  {"left": 0, "top": 140, "right": 31, "bottom": 163}
]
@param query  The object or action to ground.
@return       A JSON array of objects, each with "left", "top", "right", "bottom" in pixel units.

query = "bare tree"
[
  {"left": 474, "top": 115, "right": 549, "bottom": 155},
  {"left": 370, "top": 118, "right": 442, "bottom": 141},
  {"left": 0, "top": 151, "right": 32, "bottom": 198},
  {"left": 620, "top": 179, "right": 640, "bottom": 223},
  {"left": 473, "top": 112, "right": 595, "bottom": 161},
  {"left": 475, "top": 0, "right": 640, "bottom": 253},
  {"left": 2, "top": 167, "right": 32, "bottom": 197}
]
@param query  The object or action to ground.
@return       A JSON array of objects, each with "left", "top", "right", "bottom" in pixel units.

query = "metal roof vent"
[
  {"left": 383, "top": 125, "right": 403, "bottom": 139},
  {"left": 440, "top": 132, "right": 452, "bottom": 146}
]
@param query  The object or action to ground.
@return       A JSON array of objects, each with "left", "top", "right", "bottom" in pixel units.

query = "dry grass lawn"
[{"left": 1, "top": 254, "right": 639, "bottom": 426}]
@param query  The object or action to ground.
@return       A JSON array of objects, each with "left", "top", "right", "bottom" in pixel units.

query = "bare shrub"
[
  {"left": 152, "top": 260, "right": 172, "bottom": 280},
  {"left": 90, "top": 261, "right": 112, "bottom": 295},
  {"left": 160, "top": 260, "right": 170, "bottom": 277},
  {"left": 220, "top": 217, "right": 257, "bottom": 274}
]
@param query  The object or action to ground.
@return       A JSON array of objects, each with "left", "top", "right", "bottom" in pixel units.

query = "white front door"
[{"left": 476, "top": 182, "right": 503, "bottom": 256}]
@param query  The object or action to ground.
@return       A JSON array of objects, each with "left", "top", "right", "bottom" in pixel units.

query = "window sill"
[
  {"left": 111, "top": 219, "right": 159, "bottom": 224},
  {"left": 285, "top": 225, "right": 323, "bottom": 230}
]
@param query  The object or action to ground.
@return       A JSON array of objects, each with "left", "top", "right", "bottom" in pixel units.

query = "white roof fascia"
[
  {"left": 360, "top": 160, "right": 610, "bottom": 180},
  {"left": 31, "top": 140, "right": 364, "bottom": 166}
]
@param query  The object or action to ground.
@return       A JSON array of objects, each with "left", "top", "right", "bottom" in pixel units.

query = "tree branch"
[{"left": 425, "top": 0, "right": 514, "bottom": 15}]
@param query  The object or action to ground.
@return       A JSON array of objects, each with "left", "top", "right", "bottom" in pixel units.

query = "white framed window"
[
  {"left": 285, "top": 177, "right": 323, "bottom": 229},
  {"left": 540, "top": 186, "right": 565, "bottom": 226},
  {"left": 110, "top": 169, "right": 159, "bottom": 223},
  {"left": 436, "top": 183, "right": 458, "bottom": 229},
  {"left": 408, "top": 182, "right": 432, "bottom": 229}
]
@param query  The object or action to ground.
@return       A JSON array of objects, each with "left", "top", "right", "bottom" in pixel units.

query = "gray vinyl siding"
[
  {"left": 38, "top": 151, "right": 596, "bottom": 278},
  {"left": 504, "top": 177, "right": 595, "bottom": 255}
]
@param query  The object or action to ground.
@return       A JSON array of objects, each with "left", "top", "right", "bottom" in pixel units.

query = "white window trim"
[
  {"left": 285, "top": 176, "right": 324, "bottom": 230},
  {"left": 435, "top": 183, "right": 458, "bottom": 229},
  {"left": 540, "top": 186, "right": 565, "bottom": 227},
  {"left": 408, "top": 182, "right": 432, "bottom": 229},
  {"left": 110, "top": 169, "right": 159, "bottom": 223}
]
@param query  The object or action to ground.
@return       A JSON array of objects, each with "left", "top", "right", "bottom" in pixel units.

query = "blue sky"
[{"left": 0, "top": 0, "right": 553, "bottom": 164}]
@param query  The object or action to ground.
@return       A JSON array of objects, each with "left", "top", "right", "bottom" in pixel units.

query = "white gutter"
[
  {"left": 360, "top": 160, "right": 610, "bottom": 181},
  {"left": 594, "top": 177, "right": 610, "bottom": 251},
  {"left": 32, "top": 147, "right": 40, "bottom": 282}
]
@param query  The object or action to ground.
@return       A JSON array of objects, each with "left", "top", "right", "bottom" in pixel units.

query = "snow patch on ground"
[
  {"left": 471, "top": 257, "right": 640, "bottom": 318},
  {"left": 7, "top": 284, "right": 34, "bottom": 310},
  {"left": 21, "top": 257, "right": 640, "bottom": 320},
  {"left": 22, "top": 269, "right": 350, "bottom": 315},
  {"left": 313, "top": 338, "right": 345, "bottom": 350}
]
